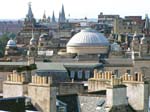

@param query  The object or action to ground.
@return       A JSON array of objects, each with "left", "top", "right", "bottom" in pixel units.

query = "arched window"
[
  {"left": 78, "top": 70, "right": 82, "bottom": 79},
  {"left": 70, "top": 71, "right": 75, "bottom": 79},
  {"left": 85, "top": 70, "right": 90, "bottom": 79}
]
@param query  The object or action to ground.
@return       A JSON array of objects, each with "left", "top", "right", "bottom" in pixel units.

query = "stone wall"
[
  {"left": 67, "top": 46, "right": 108, "bottom": 54},
  {"left": 88, "top": 80, "right": 109, "bottom": 92},
  {"left": 3, "top": 71, "right": 28, "bottom": 98},
  {"left": 78, "top": 95, "right": 104, "bottom": 112},
  {"left": 0, "top": 72, "right": 11, "bottom": 93},
  {"left": 88, "top": 70, "right": 148, "bottom": 111},
  {"left": 58, "top": 82, "right": 84, "bottom": 95},
  {"left": 106, "top": 86, "right": 128, "bottom": 107},
  {"left": 104, "top": 66, "right": 133, "bottom": 77},
  {"left": 134, "top": 60, "right": 150, "bottom": 78},
  {"left": 3, "top": 82, "right": 27, "bottom": 98},
  {"left": 28, "top": 76, "right": 56, "bottom": 112},
  {"left": 124, "top": 82, "right": 149, "bottom": 111}
]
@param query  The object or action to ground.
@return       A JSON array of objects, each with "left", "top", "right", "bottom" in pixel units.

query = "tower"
[
  {"left": 24, "top": 2, "right": 36, "bottom": 27},
  {"left": 59, "top": 4, "right": 66, "bottom": 23},
  {"left": 52, "top": 11, "right": 56, "bottom": 23},
  {"left": 5, "top": 39, "right": 18, "bottom": 56},
  {"left": 28, "top": 30, "right": 37, "bottom": 57},
  {"left": 141, "top": 14, "right": 150, "bottom": 54},
  {"left": 42, "top": 10, "right": 47, "bottom": 22},
  {"left": 131, "top": 32, "right": 140, "bottom": 52},
  {"left": 143, "top": 14, "right": 150, "bottom": 36}
]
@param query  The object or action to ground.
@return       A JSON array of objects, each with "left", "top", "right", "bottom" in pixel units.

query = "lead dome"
[
  {"left": 66, "top": 28, "right": 109, "bottom": 54},
  {"left": 6, "top": 39, "right": 17, "bottom": 47}
]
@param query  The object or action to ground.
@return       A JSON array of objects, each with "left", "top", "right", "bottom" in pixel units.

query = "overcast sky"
[{"left": 0, "top": 0, "right": 149, "bottom": 19}]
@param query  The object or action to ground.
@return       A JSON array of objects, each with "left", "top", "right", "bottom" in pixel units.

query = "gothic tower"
[
  {"left": 24, "top": 2, "right": 36, "bottom": 27},
  {"left": 28, "top": 30, "right": 37, "bottom": 57},
  {"left": 52, "top": 11, "right": 56, "bottom": 23},
  {"left": 59, "top": 4, "right": 66, "bottom": 23},
  {"left": 143, "top": 14, "right": 150, "bottom": 37}
]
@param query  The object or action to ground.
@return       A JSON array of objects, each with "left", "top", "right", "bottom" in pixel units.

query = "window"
[
  {"left": 114, "top": 69, "right": 119, "bottom": 77},
  {"left": 85, "top": 70, "right": 90, "bottom": 79},
  {"left": 78, "top": 70, "right": 82, "bottom": 79},
  {"left": 127, "top": 69, "right": 131, "bottom": 75},
  {"left": 70, "top": 71, "right": 75, "bottom": 79}
]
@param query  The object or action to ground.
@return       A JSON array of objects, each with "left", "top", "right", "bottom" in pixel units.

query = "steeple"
[
  {"left": 52, "top": 11, "right": 56, "bottom": 23},
  {"left": 132, "top": 31, "right": 137, "bottom": 40},
  {"left": 144, "top": 14, "right": 150, "bottom": 36},
  {"left": 30, "top": 29, "right": 36, "bottom": 46},
  {"left": 59, "top": 4, "right": 66, "bottom": 23},
  {"left": 58, "top": 11, "right": 61, "bottom": 23},
  {"left": 43, "top": 10, "right": 46, "bottom": 19},
  {"left": 26, "top": 2, "right": 34, "bottom": 21},
  {"left": 61, "top": 4, "right": 66, "bottom": 21}
]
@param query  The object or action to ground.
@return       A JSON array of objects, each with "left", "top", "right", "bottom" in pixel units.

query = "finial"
[
  {"left": 133, "top": 31, "right": 137, "bottom": 40},
  {"left": 28, "top": 2, "right": 31, "bottom": 7},
  {"left": 32, "top": 29, "right": 34, "bottom": 39},
  {"left": 43, "top": 10, "right": 46, "bottom": 19},
  {"left": 143, "top": 34, "right": 145, "bottom": 38},
  {"left": 133, "top": 31, "right": 137, "bottom": 36}
]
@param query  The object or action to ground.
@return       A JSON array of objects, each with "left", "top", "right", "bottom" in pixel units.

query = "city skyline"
[{"left": 0, "top": 0, "right": 150, "bottom": 20}]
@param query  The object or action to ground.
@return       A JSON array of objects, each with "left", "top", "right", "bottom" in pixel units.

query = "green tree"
[{"left": 0, "top": 33, "right": 11, "bottom": 57}]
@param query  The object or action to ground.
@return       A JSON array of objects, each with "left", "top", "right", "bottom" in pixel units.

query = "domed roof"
[
  {"left": 6, "top": 39, "right": 16, "bottom": 47},
  {"left": 111, "top": 42, "right": 121, "bottom": 51},
  {"left": 30, "top": 37, "right": 37, "bottom": 45},
  {"left": 40, "top": 33, "right": 48, "bottom": 38},
  {"left": 67, "top": 28, "right": 109, "bottom": 47}
]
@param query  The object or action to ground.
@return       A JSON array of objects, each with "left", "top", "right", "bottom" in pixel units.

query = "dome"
[
  {"left": 67, "top": 28, "right": 109, "bottom": 47},
  {"left": 39, "top": 33, "right": 48, "bottom": 41},
  {"left": 6, "top": 39, "right": 16, "bottom": 47},
  {"left": 111, "top": 42, "right": 121, "bottom": 52},
  {"left": 39, "top": 33, "right": 48, "bottom": 38},
  {"left": 66, "top": 28, "right": 109, "bottom": 54},
  {"left": 30, "top": 37, "right": 37, "bottom": 45}
]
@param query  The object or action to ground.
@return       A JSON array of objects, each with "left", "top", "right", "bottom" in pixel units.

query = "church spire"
[
  {"left": 27, "top": 2, "right": 34, "bottom": 21},
  {"left": 43, "top": 10, "right": 46, "bottom": 19},
  {"left": 61, "top": 4, "right": 66, "bottom": 21},
  {"left": 144, "top": 14, "right": 150, "bottom": 36},
  {"left": 59, "top": 4, "right": 66, "bottom": 23},
  {"left": 52, "top": 11, "right": 56, "bottom": 23}
]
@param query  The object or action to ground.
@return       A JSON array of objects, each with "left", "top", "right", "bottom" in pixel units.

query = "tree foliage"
[{"left": 0, "top": 33, "right": 10, "bottom": 57}]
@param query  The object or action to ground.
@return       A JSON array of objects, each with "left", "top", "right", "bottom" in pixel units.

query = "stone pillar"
[
  {"left": 106, "top": 85, "right": 127, "bottom": 107},
  {"left": 124, "top": 82, "right": 148, "bottom": 111},
  {"left": 94, "top": 69, "right": 97, "bottom": 79},
  {"left": 28, "top": 76, "right": 56, "bottom": 112},
  {"left": 130, "top": 76, "right": 133, "bottom": 81},
  {"left": 124, "top": 73, "right": 128, "bottom": 81}
]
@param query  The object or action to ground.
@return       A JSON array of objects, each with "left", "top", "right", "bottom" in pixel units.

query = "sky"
[{"left": 0, "top": 0, "right": 150, "bottom": 20}]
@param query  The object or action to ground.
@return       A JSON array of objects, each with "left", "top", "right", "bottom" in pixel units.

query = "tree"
[{"left": 0, "top": 33, "right": 9, "bottom": 57}]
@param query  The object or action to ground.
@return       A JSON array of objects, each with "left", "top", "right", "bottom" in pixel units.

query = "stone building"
[
  {"left": 58, "top": 4, "right": 66, "bottom": 23},
  {"left": 88, "top": 70, "right": 149, "bottom": 112},
  {"left": 16, "top": 3, "right": 49, "bottom": 45},
  {"left": 66, "top": 28, "right": 110, "bottom": 59},
  {"left": 114, "top": 16, "right": 144, "bottom": 34},
  {"left": 98, "top": 12, "right": 120, "bottom": 26},
  {"left": 3, "top": 72, "right": 56, "bottom": 112},
  {"left": 5, "top": 39, "right": 20, "bottom": 56},
  {"left": 28, "top": 30, "right": 38, "bottom": 57}
]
